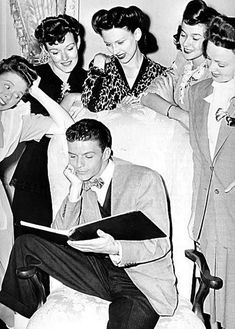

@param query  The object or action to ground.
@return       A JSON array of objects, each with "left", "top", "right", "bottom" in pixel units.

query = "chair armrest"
[
  {"left": 185, "top": 249, "right": 223, "bottom": 289},
  {"left": 185, "top": 249, "right": 223, "bottom": 323},
  {"left": 16, "top": 266, "right": 46, "bottom": 309}
]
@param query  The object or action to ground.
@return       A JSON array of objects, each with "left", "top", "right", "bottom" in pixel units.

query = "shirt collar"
[{"left": 91, "top": 159, "right": 114, "bottom": 205}]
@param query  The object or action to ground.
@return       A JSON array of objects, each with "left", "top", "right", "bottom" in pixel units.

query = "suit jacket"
[
  {"left": 189, "top": 78, "right": 235, "bottom": 248},
  {"left": 53, "top": 157, "right": 178, "bottom": 316}
]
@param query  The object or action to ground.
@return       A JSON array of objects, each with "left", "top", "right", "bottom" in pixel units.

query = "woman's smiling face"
[
  {"left": 179, "top": 22, "right": 206, "bottom": 63},
  {"left": 0, "top": 71, "right": 28, "bottom": 111},
  {"left": 46, "top": 32, "right": 79, "bottom": 74}
]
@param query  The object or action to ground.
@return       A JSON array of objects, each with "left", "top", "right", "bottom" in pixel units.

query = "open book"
[{"left": 19, "top": 211, "right": 166, "bottom": 245}]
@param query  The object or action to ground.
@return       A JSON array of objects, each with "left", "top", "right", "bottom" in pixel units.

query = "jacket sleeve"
[
  {"left": 52, "top": 196, "right": 82, "bottom": 229},
  {"left": 81, "top": 60, "right": 120, "bottom": 112}
]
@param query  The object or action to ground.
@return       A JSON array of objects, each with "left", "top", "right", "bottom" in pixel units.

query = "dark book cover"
[{"left": 19, "top": 211, "right": 166, "bottom": 245}]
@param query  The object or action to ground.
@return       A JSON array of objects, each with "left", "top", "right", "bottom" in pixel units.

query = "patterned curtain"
[{"left": 9, "top": 0, "right": 80, "bottom": 65}]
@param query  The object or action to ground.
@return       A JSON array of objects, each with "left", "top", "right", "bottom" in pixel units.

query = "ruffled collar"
[{"left": 179, "top": 59, "right": 208, "bottom": 104}]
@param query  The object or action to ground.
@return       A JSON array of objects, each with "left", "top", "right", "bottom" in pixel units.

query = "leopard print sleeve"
[{"left": 82, "top": 56, "right": 166, "bottom": 112}]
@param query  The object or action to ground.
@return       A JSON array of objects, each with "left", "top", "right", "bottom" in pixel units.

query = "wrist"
[
  {"left": 140, "top": 90, "right": 149, "bottom": 105},
  {"left": 68, "top": 184, "right": 82, "bottom": 202},
  {"left": 166, "top": 104, "right": 177, "bottom": 119},
  {"left": 110, "top": 240, "right": 121, "bottom": 255},
  {"left": 30, "top": 86, "right": 41, "bottom": 99}
]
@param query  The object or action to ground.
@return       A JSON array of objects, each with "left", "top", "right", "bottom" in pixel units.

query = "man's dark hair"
[{"left": 66, "top": 119, "right": 112, "bottom": 154}]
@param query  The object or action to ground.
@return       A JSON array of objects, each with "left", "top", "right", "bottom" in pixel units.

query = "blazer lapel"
[
  {"left": 194, "top": 84, "right": 213, "bottom": 164},
  {"left": 111, "top": 162, "right": 124, "bottom": 215}
]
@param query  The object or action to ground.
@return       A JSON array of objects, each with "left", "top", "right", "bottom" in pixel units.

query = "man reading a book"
[{"left": 0, "top": 118, "right": 177, "bottom": 329}]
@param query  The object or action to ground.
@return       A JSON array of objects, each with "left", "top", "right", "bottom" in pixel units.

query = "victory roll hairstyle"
[
  {"left": 174, "top": 0, "right": 218, "bottom": 49},
  {"left": 204, "top": 15, "right": 235, "bottom": 52},
  {"left": 35, "top": 14, "right": 81, "bottom": 47}
]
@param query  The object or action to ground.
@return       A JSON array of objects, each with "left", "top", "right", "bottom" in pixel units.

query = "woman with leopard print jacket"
[{"left": 81, "top": 5, "right": 166, "bottom": 112}]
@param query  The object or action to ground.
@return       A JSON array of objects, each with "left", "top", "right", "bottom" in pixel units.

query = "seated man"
[{"left": 0, "top": 119, "right": 177, "bottom": 329}]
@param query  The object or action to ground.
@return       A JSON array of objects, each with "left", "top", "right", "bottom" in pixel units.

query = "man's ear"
[
  {"left": 102, "top": 147, "right": 112, "bottom": 161},
  {"left": 134, "top": 28, "right": 142, "bottom": 42}
]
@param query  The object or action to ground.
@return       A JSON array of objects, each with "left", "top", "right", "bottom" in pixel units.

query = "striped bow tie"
[{"left": 82, "top": 178, "right": 104, "bottom": 191}]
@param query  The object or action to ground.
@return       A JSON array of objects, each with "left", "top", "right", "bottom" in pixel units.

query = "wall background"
[{"left": 1, "top": 0, "right": 235, "bottom": 67}]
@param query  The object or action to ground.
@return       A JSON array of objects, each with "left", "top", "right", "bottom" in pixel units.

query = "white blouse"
[{"left": 205, "top": 78, "right": 235, "bottom": 158}]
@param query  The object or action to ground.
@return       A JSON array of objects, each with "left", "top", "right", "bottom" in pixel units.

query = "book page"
[{"left": 20, "top": 221, "right": 70, "bottom": 236}]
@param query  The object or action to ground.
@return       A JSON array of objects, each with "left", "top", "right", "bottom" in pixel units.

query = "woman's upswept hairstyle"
[
  {"left": 0, "top": 55, "right": 37, "bottom": 88},
  {"left": 92, "top": 6, "right": 153, "bottom": 53},
  {"left": 92, "top": 6, "right": 146, "bottom": 35},
  {"left": 66, "top": 119, "right": 112, "bottom": 154},
  {"left": 35, "top": 14, "right": 81, "bottom": 47},
  {"left": 203, "top": 15, "right": 235, "bottom": 53},
  {"left": 174, "top": 0, "right": 219, "bottom": 49}
]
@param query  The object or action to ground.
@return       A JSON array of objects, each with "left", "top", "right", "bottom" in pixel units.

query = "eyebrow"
[
  {"left": 48, "top": 42, "right": 75, "bottom": 50},
  {"left": 181, "top": 29, "right": 203, "bottom": 37},
  {"left": 105, "top": 37, "right": 125, "bottom": 44},
  {"left": 68, "top": 151, "right": 95, "bottom": 156},
  {"left": 3, "top": 79, "right": 14, "bottom": 85}
]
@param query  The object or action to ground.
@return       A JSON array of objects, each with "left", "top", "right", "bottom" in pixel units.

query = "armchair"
[
  {"left": 16, "top": 248, "right": 222, "bottom": 329},
  {"left": 14, "top": 109, "right": 222, "bottom": 329}
]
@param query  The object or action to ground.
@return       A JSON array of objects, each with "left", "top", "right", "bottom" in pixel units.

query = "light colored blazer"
[
  {"left": 54, "top": 157, "right": 178, "bottom": 316},
  {"left": 189, "top": 78, "right": 235, "bottom": 248}
]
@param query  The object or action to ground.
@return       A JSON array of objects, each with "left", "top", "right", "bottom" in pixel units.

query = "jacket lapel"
[
  {"left": 111, "top": 161, "right": 124, "bottom": 215},
  {"left": 194, "top": 83, "right": 213, "bottom": 164}
]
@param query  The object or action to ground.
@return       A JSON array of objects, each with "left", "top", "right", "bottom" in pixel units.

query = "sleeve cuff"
[{"left": 109, "top": 241, "right": 122, "bottom": 266}]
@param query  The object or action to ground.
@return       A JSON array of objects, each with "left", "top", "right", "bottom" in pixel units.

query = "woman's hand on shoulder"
[{"left": 93, "top": 53, "right": 111, "bottom": 70}]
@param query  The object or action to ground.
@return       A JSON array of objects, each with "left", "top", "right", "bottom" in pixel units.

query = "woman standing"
[
  {"left": 141, "top": 0, "right": 218, "bottom": 129},
  {"left": 81, "top": 5, "right": 166, "bottom": 112},
  {"left": 11, "top": 14, "right": 86, "bottom": 229},
  {"left": 188, "top": 15, "right": 235, "bottom": 329}
]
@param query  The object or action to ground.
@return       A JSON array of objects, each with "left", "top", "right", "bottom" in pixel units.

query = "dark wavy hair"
[
  {"left": 203, "top": 15, "right": 235, "bottom": 54},
  {"left": 174, "top": 0, "right": 219, "bottom": 49},
  {"left": 92, "top": 6, "right": 146, "bottom": 34},
  {"left": 92, "top": 6, "right": 151, "bottom": 52},
  {"left": 0, "top": 55, "right": 37, "bottom": 89},
  {"left": 35, "top": 14, "right": 81, "bottom": 47},
  {"left": 66, "top": 119, "right": 112, "bottom": 154}
]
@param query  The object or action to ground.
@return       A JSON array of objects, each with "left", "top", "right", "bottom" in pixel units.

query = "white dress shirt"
[{"left": 91, "top": 159, "right": 114, "bottom": 206}]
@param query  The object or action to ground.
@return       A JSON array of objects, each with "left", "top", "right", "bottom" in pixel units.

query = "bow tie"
[
  {"left": 215, "top": 108, "right": 228, "bottom": 122},
  {"left": 215, "top": 107, "right": 235, "bottom": 126},
  {"left": 82, "top": 178, "right": 104, "bottom": 191}
]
